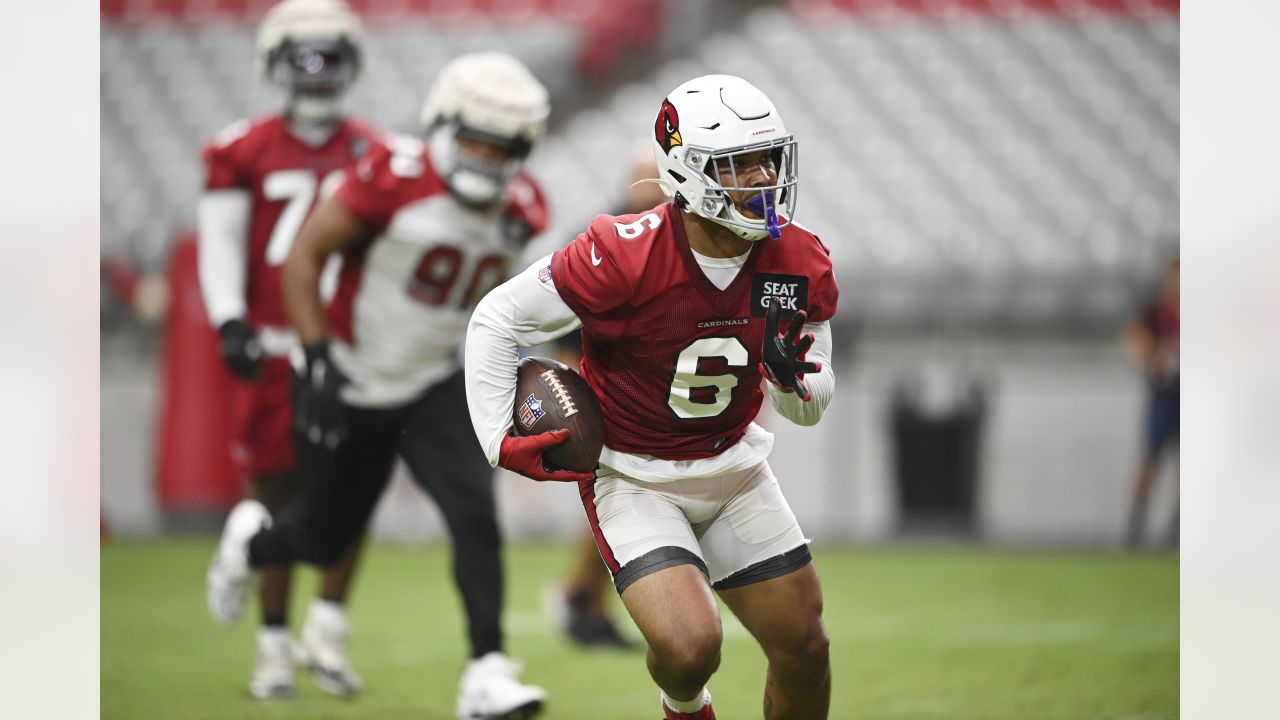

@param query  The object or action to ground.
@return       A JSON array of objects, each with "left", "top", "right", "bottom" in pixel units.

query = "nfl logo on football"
[{"left": 518, "top": 393, "right": 545, "bottom": 430}]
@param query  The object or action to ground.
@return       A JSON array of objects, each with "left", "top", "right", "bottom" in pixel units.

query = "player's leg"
[
  {"left": 546, "top": 530, "right": 635, "bottom": 649},
  {"left": 1165, "top": 394, "right": 1180, "bottom": 547},
  {"left": 230, "top": 363, "right": 300, "bottom": 699},
  {"left": 249, "top": 470, "right": 299, "bottom": 629},
  {"left": 716, "top": 564, "right": 830, "bottom": 720},
  {"left": 701, "top": 463, "right": 830, "bottom": 720},
  {"left": 262, "top": 403, "right": 401, "bottom": 696},
  {"left": 400, "top": 373, "right": 505, "bottom": 658},
  {"left": 1129, "top": 389, "right": 1175, "bottom": 547},
  {"left": 299, "top": 537, "right": 367, "bottom": 697},
  {"left": 1127, "top": 455, "right": 1159, "bottom": 547},
  {"left": 209, "top": 404, "right": 399, "bottom": 624},
  {"left": 396, "top": 372, "right": 545, "bottom": 718},
  {"left": 317, "top": 538, "right": 364, "bottom": 604},
  {"left": 621, "top": 565, "right": 723, "bottom": 707},
  {"left": 246, "top": 469, "right": 300, "bottom": 699},
  {"left": 587, "top": 471, "right": 722, "bottom": 717},
  {"left": 253, "top": 404, "right": 401, "bottom": 567},
  {"left": 247, "top": 356, "right": 371, "bottom": 696}
]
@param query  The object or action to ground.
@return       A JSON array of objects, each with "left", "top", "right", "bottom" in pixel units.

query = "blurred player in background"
[
  {"left": 466, "top": 75, "right": 838, "bottom": 720},
  {"left": 207, "top": 52, "right": 550, "bottom": 719},
  {"left": 543, "top": 149, "right": 664, "bottom": 650},
  {"left": 197, "top": 0, "right": 377, "bottom": 699},
  {"left": 1124, "top": 253, "right": 1179, "bottom": 547}
]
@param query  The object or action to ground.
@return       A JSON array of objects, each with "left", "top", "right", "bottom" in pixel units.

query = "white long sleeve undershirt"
[
  {"left": 464, "top": 255, "right": 835, "bottom": 483},
  {"left": 196, "top": 189, "right": 252, "bottom": 327},
  {"left": 464, "top": 255, "right": 582, "bottom": 466},
  {"left": 765, "top": 322, "right": 834, "bottom": 427}
]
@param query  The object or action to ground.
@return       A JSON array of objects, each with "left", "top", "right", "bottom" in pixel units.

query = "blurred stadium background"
[
  {"left": 102, "top": 0, "right": 1179, "bottom": 545},
  {"left": 100, "top": 0, "right": 1179, "bottom": 717}
]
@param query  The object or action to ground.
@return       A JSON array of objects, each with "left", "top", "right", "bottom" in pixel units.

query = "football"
[{"left": 512, "top": 356, "right": 605, "bottom": 473}]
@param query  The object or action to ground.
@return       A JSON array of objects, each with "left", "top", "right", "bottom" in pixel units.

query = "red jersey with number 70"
[
  {"left": 201, "top": 114, "right": 381, "bottom": 329},
  {"left": 549, "top": 202, "right": 839, "bottom": 461}
]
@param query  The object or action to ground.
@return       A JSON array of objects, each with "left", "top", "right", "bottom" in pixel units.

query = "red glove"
[{"left": 498, "top": 429, "right": 596, "bottom": 482}]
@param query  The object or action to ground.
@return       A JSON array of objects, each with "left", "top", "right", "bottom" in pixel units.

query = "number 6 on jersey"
[{"left": 668, "top": 337, "right": 749, "bottom": 419}]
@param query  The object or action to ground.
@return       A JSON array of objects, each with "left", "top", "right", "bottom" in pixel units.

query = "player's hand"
[
  {"left": 293, "top": 342, "right": 350, "bottom": 450},
  {"left": 218, "top": 319, "right": 263, "bottom": 381},
  {"left": 498, "top": 429, "right": 595, "bottom": 483},
  {"left": 760, "top": 304, "right": 821, "bottom": 402}
]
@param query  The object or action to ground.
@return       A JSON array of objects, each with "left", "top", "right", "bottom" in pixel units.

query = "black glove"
[
  {"left": 293, "top": 342, "right": 350, "bottom": 450},
  {"left": 218, "top": 319, "right": 262, "bottom": 381},
  {"left": 759, "top": 304, "right": 820, "bottom": 402}
]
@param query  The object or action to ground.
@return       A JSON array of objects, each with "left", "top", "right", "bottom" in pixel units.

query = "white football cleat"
[
  {"left": 206, "top": 499, "right": 270, "bottom": 625},
  {"left": 456, "top": 652, "right": 546, "bottom": 719},
  {"left": 249, "top": 628, "right": 296, "bottom": 699},
  {"left": 299, "top": 600, "right": 363, "bottom": 697}
]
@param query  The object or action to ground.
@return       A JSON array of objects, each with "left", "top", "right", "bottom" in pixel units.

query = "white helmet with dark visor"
[{"left": 256, "top": 0, "right": 363, "bottom": 123}]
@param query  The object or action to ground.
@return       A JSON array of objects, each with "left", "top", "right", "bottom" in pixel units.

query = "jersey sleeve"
[
  {"left": 335, "top": 137, "right": 439, "bottom": 234},
  {"left": 334, "top": 143, "right": 399, "bottom": 233},
  {"left": 504, "top": 172, "right": 550, "bottom": 238},
  {"left": 201, "top": 119, "right": 254, "bottom": 191},
  {"left": 549, "top": 216, "right": 635, "bottom": 319},
  {"left": 805, "top": 236, "right": 840, "bottom": 323}
]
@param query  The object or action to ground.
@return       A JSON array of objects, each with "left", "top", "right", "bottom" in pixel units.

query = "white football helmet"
[
  {"left": 419, "top": 52, "right": 550, "bottom": 207},
  {"left": 256, "top": 0, "right": 363, "bottom": 124},
  {"left": 652, "top": 75, "right": 798, "bottom": 241}
]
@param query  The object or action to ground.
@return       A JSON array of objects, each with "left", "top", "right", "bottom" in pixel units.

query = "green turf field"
[{"left": 101, "top": 540, "right": 1177, "bottom": 719}]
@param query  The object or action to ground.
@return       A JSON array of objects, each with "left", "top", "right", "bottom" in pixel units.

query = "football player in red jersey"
[
  {"left": 197, "top": 0, "right": 378, "bottom": 700},
  {"left": 207, "top": 52, "right": 550, "bottom": 719},
  {"left": 465, "top": 75, "right": 838, "bottom": 720}
]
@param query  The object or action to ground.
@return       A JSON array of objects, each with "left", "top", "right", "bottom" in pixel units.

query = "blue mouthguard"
[{"left": 745, "top": 191, "right": 782, "bottom": 240}]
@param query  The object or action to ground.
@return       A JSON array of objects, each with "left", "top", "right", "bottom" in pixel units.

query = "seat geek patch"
[{"left": 751, "top": 273, "right": 809, "bottom": 316}]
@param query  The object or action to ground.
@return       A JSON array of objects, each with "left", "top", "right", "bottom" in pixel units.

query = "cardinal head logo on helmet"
[{"left": 655, "top": 98, "right": 682, "bottom": 155}]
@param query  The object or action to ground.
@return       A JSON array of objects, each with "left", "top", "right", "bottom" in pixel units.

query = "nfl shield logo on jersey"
[{"left": 517, "top": 393, "right": 545, "bottom": 430}]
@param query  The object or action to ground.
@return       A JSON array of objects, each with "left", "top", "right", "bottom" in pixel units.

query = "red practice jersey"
[
  {"left": 201, "top": 115, "right": 381, "bottom": 329},
  {"left": 551, "top": 202, "right": 839, "bottom": 461}
]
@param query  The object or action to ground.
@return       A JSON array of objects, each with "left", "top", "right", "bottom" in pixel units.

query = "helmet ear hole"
[{"left": 667, "top": 169, "right": 687, "bottom": 184}]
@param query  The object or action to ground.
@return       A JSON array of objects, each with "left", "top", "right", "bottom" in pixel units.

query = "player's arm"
[
  {"left": 197, "top": 180, "right": 260, "bottom": 380},
  {"left": 465, "top": 255, "right": 591, "bottom": 482},
  {"left": 764, "top": 318, "right": 835, "bottom": 426},
  {"left": 282, "top": 196, "right": 363, "bottom": 345},
  {"left": 760, "top": 304, "right": 835, "bottom": 426},
  {"left": 281, "top": 196, "right": 366, "bottom": 449}
]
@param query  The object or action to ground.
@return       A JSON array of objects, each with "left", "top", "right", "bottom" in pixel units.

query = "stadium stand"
[{"left": 101, "top": 0, "right": 1178, "bottom": 329}]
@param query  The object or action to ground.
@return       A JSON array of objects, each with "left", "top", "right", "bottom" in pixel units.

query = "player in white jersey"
[{"left": 206, "top": 52, "right": 550, "bottom": 719}]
